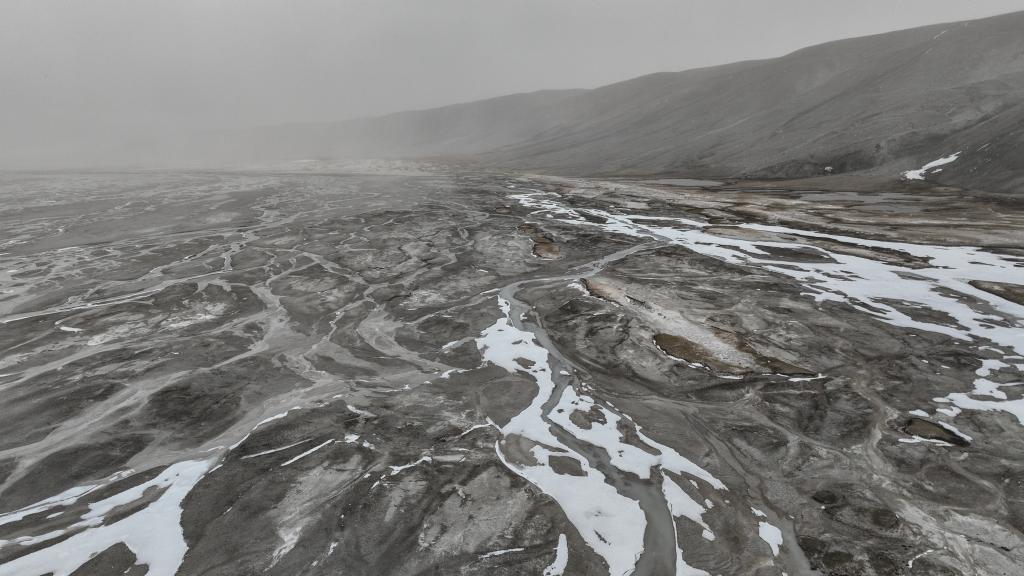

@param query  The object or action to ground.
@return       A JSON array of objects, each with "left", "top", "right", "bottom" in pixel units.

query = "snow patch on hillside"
[{"left": 903, "top": 152, "right": 961, "bottom": 180}]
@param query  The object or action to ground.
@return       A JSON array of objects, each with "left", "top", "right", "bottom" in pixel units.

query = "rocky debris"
[
  {"left": 518, "top": 222, "right": 561, "bottom": 259},
  {"left": 580, "top": 278, "right": 620, "bottom": 303},
  {"left": 654, "top": 333, "right": 735, "bottom": 372},
  {"left": 903, "top": 417, "right": 970, "bottom": 447},
  {"left": 970, "top": 280, "right": 1024, "bottom": 306}
]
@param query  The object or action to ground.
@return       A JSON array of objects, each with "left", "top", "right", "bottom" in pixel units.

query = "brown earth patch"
[
  {"left": 548, "top": 455, "right": 585, "bottom": 476},
  {"left": 654, "top": 333, "right": 733, "bottom": 372},
  {"left": 903, "top": 417, "right": 969, "bottom": 446},
  {"left": 970, "top": 280, "right": 1024, "bottom": 306},
  {"left": 518, "top": 223, "right": 561, "bottom": 259},
  {"left": 581, "top": 278, "right": 620, "bottom": 303}
]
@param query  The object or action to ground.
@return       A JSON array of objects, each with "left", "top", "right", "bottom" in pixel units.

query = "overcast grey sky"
[{"left": 3, "top": 1, "right": 1023, "bottom": 165}]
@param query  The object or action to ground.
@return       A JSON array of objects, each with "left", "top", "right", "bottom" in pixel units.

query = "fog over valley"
[{"left": 3, "top": 0, "right": 1023, "bottom": 170}]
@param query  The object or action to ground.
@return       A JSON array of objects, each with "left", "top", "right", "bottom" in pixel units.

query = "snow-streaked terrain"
[
  {"left": 511, "top": 186, "right": 1024, "bottom": 435},
  {"left": 2, "top": 170, "right": 1022, "bottom": 576},
  {"left": 902, "top": 152, "right": 961, "bottom": 181}
]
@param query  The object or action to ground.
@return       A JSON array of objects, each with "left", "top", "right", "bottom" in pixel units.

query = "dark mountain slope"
[
  {"left": 195, "top": 88, "right": 585, "bottom": 165},
  {"left": 217, "top": 11, "right": 1024, "bottom": 193},
  {"left": 477, "top": 11, "right": 1024, "bottom": 190}
]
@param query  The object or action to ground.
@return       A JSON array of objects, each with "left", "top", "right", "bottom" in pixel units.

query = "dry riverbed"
[{"left": 1, "top": 168, "right": 1022, "bottom": 576}]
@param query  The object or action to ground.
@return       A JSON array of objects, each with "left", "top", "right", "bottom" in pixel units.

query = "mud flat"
[{"left": 1, "top": 168, "right": 1023, "bottom": 575}]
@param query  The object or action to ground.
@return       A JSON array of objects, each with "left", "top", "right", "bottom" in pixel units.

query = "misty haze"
[{"left": 3, "top": 3, "right": 1024, "bottom": 576}]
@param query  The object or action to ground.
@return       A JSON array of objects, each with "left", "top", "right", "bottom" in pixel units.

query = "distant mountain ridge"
[{"left": 214, "top": 11, "right": 1024, "bottom": 193}]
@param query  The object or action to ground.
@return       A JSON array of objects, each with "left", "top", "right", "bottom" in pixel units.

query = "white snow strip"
[
  {"left": 478, "top": 296, "right": 647, "bottom": 575},
  {"left": 479, "top": 547, "right": 525, "bottom": 558},
  {"left": 757, "top": 522, "right": 783, "bottom": 556},
  {"left": 550, "top": 386, "right": 724, "bottom": 488},
  {"left": 663, "top": 477, "right": 714, "bottom": 576},
  {"left": 494, "top": 443, "right": 646, "bottom": 576},
  {"left": 239, "top": 438, "right": 313, "bottom": 460},
  {"left": 475, "top": 296, "right": 561, "bottom": 446},
  {"left": 280, "top": 439, "right": 335, "bottom": 466},
  {"left": 662, "top": 477, "right": 715, "bottom": 541},
  {"left": 441, "top": 337, "right": 470, "bottom": 351},
  {"left": 509, "top": 190, "right": 1024, "bottom": 432},
  {"left": 543, "top": 534, "right": 569, "bottom": 576},
  {"left": 0, "top": 459, "right": 212, "bottom": 576},
  {"left": 936, "top": 421, "right": 972, "bottom": 442},
  {"left": 938, "top": 394, "right": 1024, "bottom": 425},
  {"left": 0, "top": 469, "right": 133, "bottom": 528},
  {"left": 908, "top": 548, "right": 935, "bottom": 567},
  {"left": 256, "top": 407, "right": 301, "bottom": 427},
  {"left": 937, "top": 359, "right": 1024, "bottom": 425},
  {"left": 0, "top": 485, "right": 100, "bottom": 528},
  {"left": 228, "top": 406, "right": 305, "bottom": 451},
  {"left": 12, "top": 528, "right": 68, "bottom": 547},
  {"left": 271, "top": 526, "right": 302, "bottom": 565},
  {"left": 899, "top": 436, "right": 953, "bottom": 446},
  {"left": 788, "top": 374, "right": 825, "bottom": 382},
  {"left": 387, "top": 456, "right": 432, "bottom": 476},
  {"left": 476, "top": 294, "right": 723, "bottom": 576},
  {"left": 459, "top": 423, "right": 495, "bottom": 438},
  {"left": 903, "top": 152, "right": 961, "bottom": 180},
  {"left": 345, "top": 403, "right": 377, "bottom": 418},
  {"left": 536, "top": 532, "right": 569, "bottom": 569},
  {"left": 515, "top": 190, "right": 1024, "bottom": 354}
]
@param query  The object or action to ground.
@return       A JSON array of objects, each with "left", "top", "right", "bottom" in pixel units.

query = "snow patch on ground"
[
  {"left": 543, "top": 534, "right": 569, "bottom": 576},
  {"left": 240, "top": 438, "right": 313, "bottom": 459},
  {"left": 0, "top": 459, "right": 213, "bottom": 576},
  {"left": 280, "top": 439, "right": 334, "bottom": 466},
  {"left": 0, "top": 472, "right": 129, "bottom": 528},
  {"left": 476, "top": 294, "right": 725, "bottom": 576},
  {"left": 387, "top": 455, "right": 433, "bottom": 476},
  {"left": 903, "top": 152, "right": 961, "bottom": 180},
  {"left": 936, "top": 359, "right": 1024, "bottom": 425},
  {"left": 479, "top": 547, "right": 525, "bottom": 558},
  {"left": 510, "top": 189, "right": 1024, "bottom": 435},
  {"left": 752, "top": 507, "right": 783, "bottom": 557},
  {"left": 477, "top": 296, "right": 647, "bottom": 575}
]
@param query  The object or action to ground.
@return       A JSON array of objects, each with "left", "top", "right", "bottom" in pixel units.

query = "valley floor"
[{"left": 1, "top": 167, "right": 1022, "bottom": 576}]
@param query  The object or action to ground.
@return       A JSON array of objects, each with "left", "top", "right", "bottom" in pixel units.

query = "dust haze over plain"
[{"left": 3, "top": 0, "right": 1023, "bottom": 169}]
